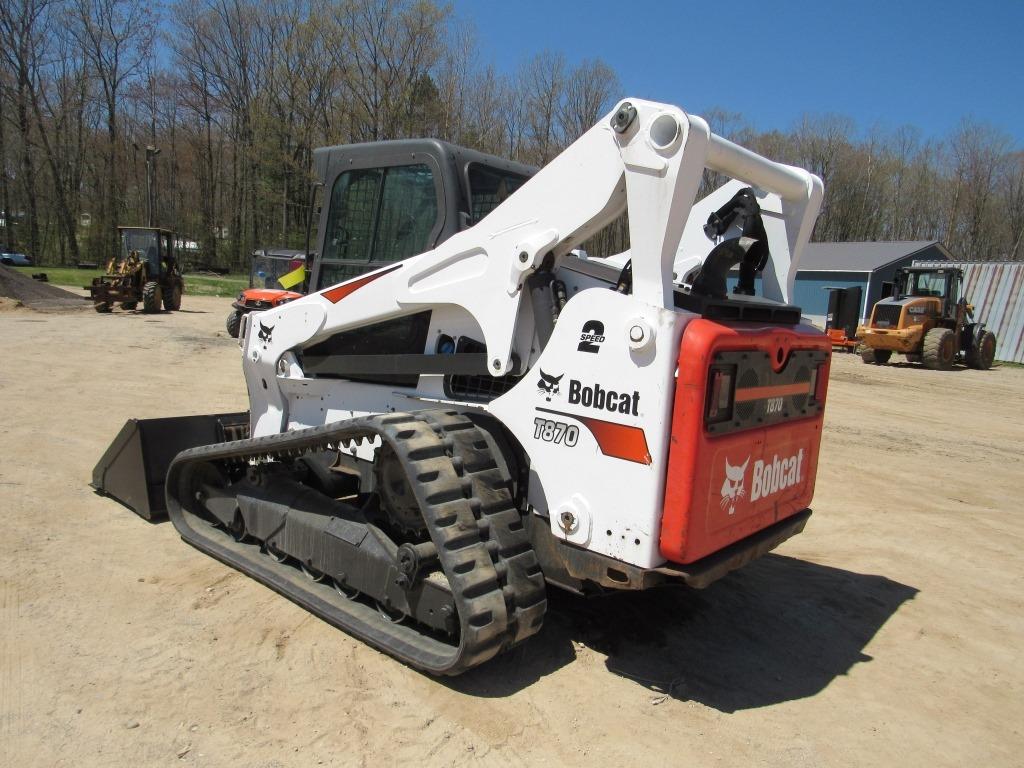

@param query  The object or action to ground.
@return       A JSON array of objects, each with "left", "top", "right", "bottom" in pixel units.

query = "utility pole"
[
  {"left": 135, "top": 143, "right": 161, "bottom": 227},
  {"left": 145, "top": 145, "right": 161, "bottom": 227}
]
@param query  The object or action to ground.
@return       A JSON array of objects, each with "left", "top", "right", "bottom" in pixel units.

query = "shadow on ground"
[
  {"left": 447, "top": 554, "right": 916, "bottom": 711},
  {"left": 885, "top": 361, "right": 971, "bottom": 372},
  {"left": 110, "top": 491, "right": 917, "bottom": 710}
]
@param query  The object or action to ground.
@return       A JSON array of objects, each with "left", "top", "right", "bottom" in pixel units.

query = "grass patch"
[
  {"left": 182, "top": 273, "right": 248, "bottom": 297},
  {"left": 11, "top": 265, "right": 247, "bottom": 298}
]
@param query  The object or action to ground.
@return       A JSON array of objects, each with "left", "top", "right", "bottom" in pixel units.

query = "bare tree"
[
  {"left": 520, "top": 50, "right": 565, "bottom": 164},
  {"left": 3, "top": 0, "right": 1023, "bottom": 269},
  {"left": 1002, "top": 152, "right": 1024, "bottom": 260},
  {"left": 947, "top": 119, "right": 1012, "bottom": 260},
  {"left": 70, "top": 0, "right": 152, "bottom": 258},
  {"left": 0, "top": 83, "right": 16, "bottom": 252},
  {"left": 333, "top": 0, "right": 448, "bottom": 142},
  {"left": 0, "top": 0, "right": 50, "bottom": 258},
  {"left": 558, "top": 58, "right": 618, "bottom": 142}
]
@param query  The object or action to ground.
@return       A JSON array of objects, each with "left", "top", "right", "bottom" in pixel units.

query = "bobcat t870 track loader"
[{"left": 92, "top": 98, "right": 830, "bottom": 675}]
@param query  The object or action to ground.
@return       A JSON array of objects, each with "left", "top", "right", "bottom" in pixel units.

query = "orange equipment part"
[
  {"left": 242, "top": 288, "right": 303, "bottom": 304},
  {"left": 826, "top": 327, "right": 858, "bottom": 350}
]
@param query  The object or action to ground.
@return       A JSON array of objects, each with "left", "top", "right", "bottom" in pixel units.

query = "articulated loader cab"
[
  {"left": 92, "top": 100, "right": 835, "bottom": 676},
  {"left": 88, "top": 227, "right": 184, "bottom": 313},
  {"left": 857, "top": 266, "right": 996, "bottom": 370}
]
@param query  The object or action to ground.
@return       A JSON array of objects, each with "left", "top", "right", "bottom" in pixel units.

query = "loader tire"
[
  {"left": 164, "top": 283, "right": 182, "bottom": 311},
  {"left": 94, "top": 301, "right": 112, "bottom": 313},
  {"left": 966, "top": 330, "right": 996, "bottom": 370},
  {"left": 142, "top": 281, "right": 162, "bottom": 313},
  {"left": 860, "top": 347, "right": 891, "bottom": 365},
  {"left": 922, "top": 327, "right": 956, "bottom": 370},
  {"left": 226, "top": 310, "right": 242, "bottom": 338}
]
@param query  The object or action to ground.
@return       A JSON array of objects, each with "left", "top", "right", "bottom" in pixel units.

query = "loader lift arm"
[{"left": 246, "top": 98, "right": 822, "bottom": 437}]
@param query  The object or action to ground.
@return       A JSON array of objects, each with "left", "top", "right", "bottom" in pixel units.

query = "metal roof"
[
  {"left": 915, "top": 260, "right": 1024, "bottom": 364},
  {"left": 800, "top": 241, "right": 949, "bottom": 273}
]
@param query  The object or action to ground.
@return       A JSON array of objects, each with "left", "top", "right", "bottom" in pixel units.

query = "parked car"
[{"left": 1, "top": 252, "right": 32, "bottom": 266}]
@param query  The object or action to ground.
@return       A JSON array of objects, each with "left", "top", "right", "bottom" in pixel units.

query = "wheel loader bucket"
[{"left": 91, "top": 412, "right": 249, "bottom": 521}]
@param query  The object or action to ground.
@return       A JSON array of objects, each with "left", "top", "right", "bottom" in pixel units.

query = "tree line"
[{"left": 1, "top": 0, "right": 1021, "bottom": 271}]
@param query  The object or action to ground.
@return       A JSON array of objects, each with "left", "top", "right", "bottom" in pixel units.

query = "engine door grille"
[{"left": 871, "top": 304, "right": 902, "bottom": 328}]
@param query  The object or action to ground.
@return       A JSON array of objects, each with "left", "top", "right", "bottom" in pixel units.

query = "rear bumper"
[
  {"left": 533, "top": 509, "right": 811, "bottom": 592},
  {"left": 655, "top": 508, "right": 811, "bottom": 589}
]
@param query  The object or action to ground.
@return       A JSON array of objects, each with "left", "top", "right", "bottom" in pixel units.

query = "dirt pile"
[{"left": 0, "top": 264, "right": 90, "bottom": 310}]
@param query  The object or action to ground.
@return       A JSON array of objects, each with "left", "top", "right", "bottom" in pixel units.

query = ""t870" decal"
[{"left": 533, "top": 417, "right": 580, "bottom": 446}]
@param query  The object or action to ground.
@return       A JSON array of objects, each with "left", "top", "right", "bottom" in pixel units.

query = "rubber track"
[
  {"left": 418, "top": 411, "right": 547, "bottom": 646},
  {"left": 165, "top": 410, "right": 546, "bottom": 675}
]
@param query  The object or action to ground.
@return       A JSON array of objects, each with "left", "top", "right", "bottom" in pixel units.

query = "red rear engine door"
[{"left": 661, "top": 318, "right": 831, "bottom": 564}]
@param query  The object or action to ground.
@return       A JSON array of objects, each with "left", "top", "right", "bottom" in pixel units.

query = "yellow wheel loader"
[
  {"left": 857, "top": 266, "right": 996, "bottom": 370},
  {"left": 87, "top": 227, "right": 184, "bottom": 313}
]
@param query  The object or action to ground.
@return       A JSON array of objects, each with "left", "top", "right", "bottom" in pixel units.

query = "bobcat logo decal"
[
  {"left": 258, "top": 322, "right": 274, "bottom": 343},
  {"left": 720, "top": 456, "right": 749, "bottom": 515},
  {"left": 536, "top": 369, "right": 564, "bottom": 401}
]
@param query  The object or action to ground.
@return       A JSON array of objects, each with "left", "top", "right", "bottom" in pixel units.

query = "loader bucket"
[{"left": 91, "top": 412, "right": 249, "bottom": 521}]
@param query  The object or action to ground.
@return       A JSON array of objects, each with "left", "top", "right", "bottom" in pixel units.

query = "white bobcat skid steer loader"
[{"left": 93, "top": 98, "right": 830, "bottom": 675}]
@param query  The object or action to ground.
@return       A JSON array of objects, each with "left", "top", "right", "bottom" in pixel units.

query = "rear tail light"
[
  {"left": 706, "top": 365, "right": 735, "bottom": 424},
  {"left": 808, "top": 362, "right": 828, "bottom": 404}
]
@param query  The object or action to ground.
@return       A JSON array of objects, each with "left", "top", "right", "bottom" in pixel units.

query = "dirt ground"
[{"left": 1, "top": 291, "right": 1022, "bottom": 768}]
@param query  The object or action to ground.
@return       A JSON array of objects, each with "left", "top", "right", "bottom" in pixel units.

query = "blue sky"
[{"left": 450, "top": 0, "right": 1024, "bottom": 146}]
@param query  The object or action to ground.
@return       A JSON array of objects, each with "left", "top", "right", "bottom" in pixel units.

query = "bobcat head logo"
[
  {"left": 536, "top": 369, "right": 564, "bottom": 401},
  {"left": 258, "top": 322, "right": 274, "bottom": 343},
  {"left": 720, "top": 456, "right": 749, "bottom": 515}
]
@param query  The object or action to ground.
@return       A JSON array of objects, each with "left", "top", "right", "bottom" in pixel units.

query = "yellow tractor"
[
  {"left": 87, "top": 227, "right": 184, "bottom": 313},
  {"left": 857, "top": 266, "right": 996, "bottom": 370}
]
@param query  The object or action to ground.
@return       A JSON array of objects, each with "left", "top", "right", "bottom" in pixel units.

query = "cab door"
[{"left": 314, "top": 159, "right": 444, "bottom": 291}]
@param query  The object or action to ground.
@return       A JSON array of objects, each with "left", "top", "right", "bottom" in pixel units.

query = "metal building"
[
  {"left": 793, "top": 241, "right": 952, "bottom": 319},
  {"left": 913, "top": 259, "right": 1024, "bottom": 364},
  {"left": 727, "top": 241, "right": 951, "bottom": 321}
]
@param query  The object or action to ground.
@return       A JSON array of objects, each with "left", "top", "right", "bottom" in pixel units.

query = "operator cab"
[
  {"left": 119, "top": 227, "right": 175, "bottom": 276},
  {"left": 310, "top": 140, "right": 535, "bottom": 291},
  {"left": 896, "top": 267, "right": 959, "bottom": 299},
  {"left": 894, "top": 266, "right": 962, "bottom": 316}
]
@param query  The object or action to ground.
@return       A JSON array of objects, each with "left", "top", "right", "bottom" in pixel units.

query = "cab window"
[
  {"left": 467, "top": 164, "right": 528, "bottom": 224},
  {"left": 321, "top": 163, "right": 438, "bottom": 269},
  {"left": 906, "top": 271, "right": 946, "bottom": 297}
]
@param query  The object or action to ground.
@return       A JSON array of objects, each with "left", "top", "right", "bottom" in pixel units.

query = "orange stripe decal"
[
  {"left": 321, "top": 264, "right": 402, "bottom": 303},
  {"left": 734, "top": 382, "right": 810, "bottom": 402},
  {"left": 537, "top": 408, "right": 651, "bottom": 465}
]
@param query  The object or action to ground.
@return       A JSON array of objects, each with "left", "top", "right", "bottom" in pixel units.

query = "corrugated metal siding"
[{"left": 914, "top": 260, "right": 1024, "bottom": 363}]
